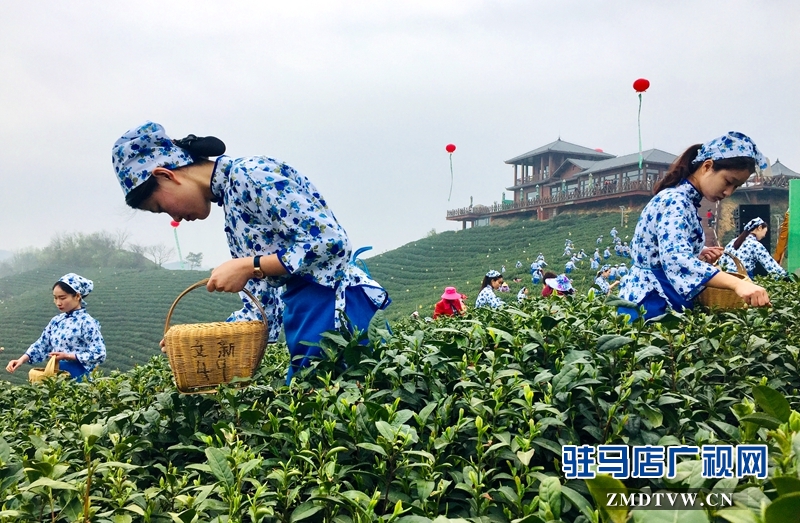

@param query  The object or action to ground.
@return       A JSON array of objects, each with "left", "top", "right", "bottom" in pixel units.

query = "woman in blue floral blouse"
[
  {"left": 475, "top": 270, "right": 504, "bottom": 309},
  {"left": 5, "top": 273, "right": 106, "bottom": 380},
  {"left": 618, "top": 131, "right": 771, "bottom": 320},
  {"left": 719, "top": 217, "right": 787, "bottom": 279},
  {"left": 112, "top": 122, "right": 390, "bottom": 383}
]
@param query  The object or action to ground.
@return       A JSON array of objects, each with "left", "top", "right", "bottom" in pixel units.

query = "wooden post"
[{"left": 788, "top": 180, "right": 800, "bottom": 273}]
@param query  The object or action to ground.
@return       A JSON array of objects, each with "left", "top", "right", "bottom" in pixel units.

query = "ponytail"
[
  {"left": 733, "top": 224, "right": 766, "bottom": 250},
  {"left": 172, "top": 134, "right": 226, "bottom": 161},
  {"left": 654, "top": 144, "right": 703, "bottom": 194}
]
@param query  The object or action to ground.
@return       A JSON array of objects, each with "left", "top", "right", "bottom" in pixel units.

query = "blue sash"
[
  {"left": 59, "top": 359, "right": 90, "bottom": 381},
  {"left": 618, "top": 266, "right": 693, "bottom": 321}
]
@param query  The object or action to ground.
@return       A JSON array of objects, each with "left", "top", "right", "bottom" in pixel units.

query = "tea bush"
[{"left": 0, "top": 277, "right": 799, "bottom": 522}]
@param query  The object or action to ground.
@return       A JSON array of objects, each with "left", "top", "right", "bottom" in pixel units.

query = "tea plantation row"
[{"left": 0, "top": 275, "right": 799, "bottom": 522}]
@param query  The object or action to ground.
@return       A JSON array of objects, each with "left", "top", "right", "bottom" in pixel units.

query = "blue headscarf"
[
  {"left": 58, "top": 273, "right": 93, "bottom": 307},
  {"left": 692, "top": 131, "right": 768, "bottom": 171},
  {"left": 744, "top": 217, "right": 766, "bottom": 232},
  {"left": 112, "top": 122, "right": 194, "bottom": 197}
]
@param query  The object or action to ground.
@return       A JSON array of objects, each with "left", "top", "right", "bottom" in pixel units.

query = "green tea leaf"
[
  {"left": 632, "top": 509, "right": 709, "bottom": 523},
  {"left": 597, "top": 335, "right": 635, "bottom": 352},
  {"left": 752, "top": 385, "right": 791, "bottom": 422},
  {"left": 772, "top": 476, "right": 800, "bottom": 496},
  {"left": 585, "top": 475, "right": 628, "bottom": 523},
  {"left": 561, "top": 485, "right": 595, "bottom": 523},
  {"left": 634, "top": 345, "right": 665, "bottom": 363},
  {"left": 291, "top": 501, "right": 323, "bottom": 522},
  {"left": 357, "top": 443, "right": 388, "bottom": 456},
  {"left": 765, "top": 492, "right": 800, "bottom": 523},
  {"left": 204, "top": 447, "right": 234, "bottom": 487},
  {"left": 375, "top": 420, "right": 397, "bottom": 442},
  {"left": 739, "top": 413, "right": 782, "bottom": 430},
  {"left": 552, "top": 365, "right": 579, "bottom": 393},
  {"left": 539, "top": 476, "right": 561, "bottom": 520},
  {"left": 22, "top": 477, "right": 79, "bottom": 491}
]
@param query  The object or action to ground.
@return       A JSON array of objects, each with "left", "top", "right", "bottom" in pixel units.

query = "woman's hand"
[
  {"left": 49, "top": 352, "right": 78, "bottom": 362},
  {"left": 6, "top": 354, "right": 30, "bottom": 373},
  {"left": 6, "top": 358, "right": 23, "bottom": 373},
  {"left": 734, "top": 280, "right": 772, "bottom": 307},
  {"left": 207, "top": 258, "right": 254, "bottom": 293},
  {"left": 699, "top": 246, "right": 724, "bottom": 263}
]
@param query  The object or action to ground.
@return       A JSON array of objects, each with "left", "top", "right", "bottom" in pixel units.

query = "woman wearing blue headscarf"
[
  {"left": 618, "top": 132, "right": 772, "bottom": 321},
  {"left": 719, "top": 218, "right": 787, "bottom": 279},
  {"left": 5, "top": 273, "right": 106, "bottom": 380},
  {"left": 111, "top": 122, "right": 390, "bottom": 383}
]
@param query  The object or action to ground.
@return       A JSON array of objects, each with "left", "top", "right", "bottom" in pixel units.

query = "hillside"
[
  {"left": 366, "top": 211, "right": 640, "bottom": 320},
  {"left": 1, "top": 210, "right": 749, "bottom": 381},
  {"left": 0, "top": 267, "right": 242, "bottom": 385}
]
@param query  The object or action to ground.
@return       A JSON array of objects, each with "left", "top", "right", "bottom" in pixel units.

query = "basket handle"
[
  {"left": 164, "top": 278, "right": 269, "bottom": 336},
  {"left": 720, "top": 252, "right": 749, "bottom": 278},
  {"left": 44, "top": 355, "right": 59, "bottom": 376}
]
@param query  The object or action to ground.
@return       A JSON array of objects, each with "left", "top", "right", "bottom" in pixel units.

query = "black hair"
[
  {"left": 481, "top": 274, "right": 503, "bottom": 289},
  {"left": 124, "top": 134, "right": 226, "bottom": 210},
  {"left": 732, "top": 223, "right": 767, "bottom": 250},
  {"left": 542, "top": 271, "right": 557, "bottom": 282},
  {"left": 654, "top": 143, "right": 757, "bottom": 194},
  {"left": 53, "top": 281, "right": 78, "bottom": 296}
]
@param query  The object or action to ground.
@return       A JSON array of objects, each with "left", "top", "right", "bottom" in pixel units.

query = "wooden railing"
[
  {"left": 447, "top": 180, "right": 655, "bottom": 218},
  {"left": 448, "top": 174, "right": 796, "bottom": 219}
]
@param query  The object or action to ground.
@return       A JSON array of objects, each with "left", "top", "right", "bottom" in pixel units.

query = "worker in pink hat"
[{"left": 433, "top": 287, "right": 466, "bottom": 319}]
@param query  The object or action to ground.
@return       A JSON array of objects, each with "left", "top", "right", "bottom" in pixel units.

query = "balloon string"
[
  {"left": 173, "top": 228, "right": 184, "bottom": 270},
  {"left": 638, "top": 92, "right": 643, "bottom": 169},
  {"left": 448, "top": 153, "right": 454, "bottom": 201}
]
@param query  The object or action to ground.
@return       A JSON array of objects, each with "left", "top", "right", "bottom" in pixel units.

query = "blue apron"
[
  {"left": 282, "top": 276, "right": 390, "bottom": 384},
  {"left": 59, "top": 359, "right": 90, "bottom": 381},
  {"left": 618, "top": 267, "right": 693, "bottom": 321}
]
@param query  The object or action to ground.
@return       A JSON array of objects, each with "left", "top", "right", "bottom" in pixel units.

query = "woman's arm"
[
  {"left": 5, "top": 354, "right": 30, "bottom": 373},
  {"left": 705, "top": 271, "right": 771, "bottom": 307},
  {"left": 24, "top": 322, "right": 54, "bottom": 365},
  {"left": 207, "top": 254, "right": 287, "bottom": 293},
  {"left": 752, "top": 241, "right": 787, "bottom": 277}
]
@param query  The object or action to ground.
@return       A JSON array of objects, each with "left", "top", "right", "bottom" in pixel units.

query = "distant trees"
[
  {"left": 185, "top": 252, "right": 204, "bottom": 270},
  {"left": 0, "top": 230, "right": 173, "bottom": 276},
  {"left": 144, "top": 244, "right": 174, "bottom": 268}
]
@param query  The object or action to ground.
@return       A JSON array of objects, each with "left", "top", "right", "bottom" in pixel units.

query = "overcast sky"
[{"left": 1, "top": 1, "right": 798, "bottom": 267}]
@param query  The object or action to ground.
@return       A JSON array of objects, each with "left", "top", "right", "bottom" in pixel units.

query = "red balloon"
[
  {"left": 170, "top": 220, "right": 180, "bottom": 228},
  {"left": 594, "top": 148, "right": 604, "bottom": 152},
  {"left": 445, "top": 144, "right": 456, "bottom": 153},
  {"left": 633, "top": 78, "right": 650, "bottom": 93}
]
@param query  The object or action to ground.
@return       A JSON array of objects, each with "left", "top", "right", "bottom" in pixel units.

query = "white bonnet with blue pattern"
[
  {"left": 57, "top": 273, "right": 93, "bottom": 306},
  {"left": 692, "top": 131, "right": 768, "bottom": 171},
  {"left": 112, "top": 122, "right": 194, "bottom": 197},
  {"left": 744, "top": 217, "right": 766, "bottom": 232}
]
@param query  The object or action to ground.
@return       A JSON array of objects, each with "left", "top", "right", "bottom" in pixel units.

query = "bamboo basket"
[
  {"left": 695, "top": 253, "right": 749, "bottom": 310},
  {"left": 29, "top": 356, "right": 69, "bottom": 383},
  {"left": 163, "top": 279, "right": 268, "bottom": 394}
]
